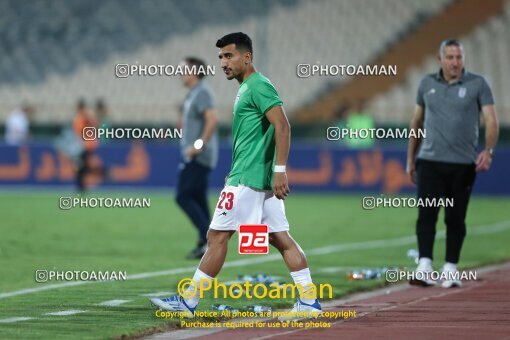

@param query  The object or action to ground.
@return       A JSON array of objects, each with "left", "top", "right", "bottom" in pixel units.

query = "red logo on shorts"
[{"left": 238, "top": 224, "right": 269, "bottom": 254}]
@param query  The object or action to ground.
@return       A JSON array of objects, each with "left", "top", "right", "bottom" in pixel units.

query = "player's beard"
[{"left": 224, "top": 68, "right": 235, "bottom": 80}]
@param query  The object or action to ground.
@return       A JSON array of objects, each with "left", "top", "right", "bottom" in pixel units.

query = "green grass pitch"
[{"left": 0, "top": 191, "right": 509, "bottom": 339}]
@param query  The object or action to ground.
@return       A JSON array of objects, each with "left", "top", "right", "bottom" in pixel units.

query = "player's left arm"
[
  {"left": 266, "top": 106, "right": 290, "bottom": 200},
  {"left": 476, "top": 104, "right": 499, "bottom": 172}
]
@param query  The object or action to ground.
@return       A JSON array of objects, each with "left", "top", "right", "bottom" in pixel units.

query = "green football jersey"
[{"left": 226, "top": 72, "right": 283, "bottom": 190}]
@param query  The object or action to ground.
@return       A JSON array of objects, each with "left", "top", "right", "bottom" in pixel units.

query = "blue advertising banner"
[{"left": 0, "top": 142, "right": 508, "bottom": 195}]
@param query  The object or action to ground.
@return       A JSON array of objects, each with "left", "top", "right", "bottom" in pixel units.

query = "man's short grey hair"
[{"left": 439, "top": 38, "right": 464, "bottom": 56}]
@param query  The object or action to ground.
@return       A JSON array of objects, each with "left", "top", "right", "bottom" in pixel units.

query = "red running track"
[
  {"left": 194, "top": 262, "right": 510, "bottom": 340},
  {"left": 148, "top": 262, "right": 510, "bottom": 339}
]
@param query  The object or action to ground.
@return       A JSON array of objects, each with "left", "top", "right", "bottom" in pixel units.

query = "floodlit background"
[{"left": 0, "top": 0, "right": 509, "bottom": 338}]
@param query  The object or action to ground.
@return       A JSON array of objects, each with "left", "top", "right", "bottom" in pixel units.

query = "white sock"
[
  {"left": 417, "top": 257, "right": 432, "bottom": 271},
  {"left": 184, "top": 269, "right": 213, "bottom": 308},
  {"left": 443, "top": 262, "right": 457, "bottom": 272},
  {"left": 290, "top": 268, "right": 316, "bottom": 304},
  {"left": 419, "top": 257, "right": 432, "bottom": 265}
]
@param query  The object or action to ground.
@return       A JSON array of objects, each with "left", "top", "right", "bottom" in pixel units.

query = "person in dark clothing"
[
  {"left": 177, "top": 57, "right": 219, "bottom": 259},
  {"left": 407, "top": 39, "right": 499, "bottom": 288}
]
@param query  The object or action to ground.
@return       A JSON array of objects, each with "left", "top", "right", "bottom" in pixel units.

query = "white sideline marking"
[
  {"left": 0, "top": 317, "right": 34, "bottom": 323},
  {"left": 44, "top": 310, "right": 86, "bottom": 316},
  {"left": 96, "top": 299, "right": 131, "bottom": 306},
  {"left": 147, "top": 328, "right": 225, "bottom": 339},
  {"left": 155, "top": 262, "right": 510, "bottom": 340},
  {"left": 0, "top": 281, "right": 85, "bottom": 300},
  {"left": 141, "top": 292, "right": 175, "bottom": 297},
  {"left": 1, "top": 220, "right": 509, "bottom": 300},
  {"left": 315, "top": 266, "right": 354, "bottom": 273}
]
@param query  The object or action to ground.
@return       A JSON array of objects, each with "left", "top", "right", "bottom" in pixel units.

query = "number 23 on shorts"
[{"left": 217, "top": 190, "right": 234, "bottom": 210}]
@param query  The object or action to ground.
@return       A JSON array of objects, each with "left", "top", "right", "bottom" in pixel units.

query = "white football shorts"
[{"left": 209, "top": 184, "right": 290, "bottom": 233}]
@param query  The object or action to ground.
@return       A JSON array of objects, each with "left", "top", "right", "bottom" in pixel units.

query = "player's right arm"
[{"left": 406, "top": 104, "right": 424, "bottom": 184}]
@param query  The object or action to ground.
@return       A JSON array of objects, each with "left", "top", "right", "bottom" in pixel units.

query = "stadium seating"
[
  {"left": 0, "top": 0, "right": 452, "bottom": 123},
  {"left": 367, "top": 0, "right": 510, "bottom": 124}
]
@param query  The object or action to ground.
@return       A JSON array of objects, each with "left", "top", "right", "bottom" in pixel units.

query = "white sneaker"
[
  {"left": 409, "top": 257, "right": 436, "bottom": 287},
  {"left": 441, "top": 279, "right": 462, "bottom": 288},
  {"left": 278, "top": 299, "right": 322, "bottom": 322},
  {"left": 441, "top": 264, "right": 462, "bottom": 288},
  {"left": 150, "top": 295, "right": 195, "bottom": 318}
]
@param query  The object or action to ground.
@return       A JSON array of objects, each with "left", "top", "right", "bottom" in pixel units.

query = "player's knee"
[
  {"left": 459, "top": 228, "right": 467, "bottom": 238},
  {"left": 268, "top": 233, "right": 282, "bottom": 247},
  {"left": 417, "top": 213, "right": 439, "bottom": 227},
  {"left": 206, "top": 230, "right": 232, "bottom": 247},
  {"left": 268, "top": 233, "right": 275, "bottom": 245},
  {"left": 175, "top": 191, "right": 191, "bottom": 206},
  {"left": 269, "top": 232, "right": 291, "bottom": 251},
  {"left": 444, "top": 216, "right": 466, "bottom": 230},
  {"left": 445, "top": 221, "right": 466, "bottom": 235}
]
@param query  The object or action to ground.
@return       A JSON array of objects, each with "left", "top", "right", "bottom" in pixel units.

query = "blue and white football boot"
[
  {"left": 150, "top": 295, "right": 195, "bottom": 318},
  {"left": 278, "top": 298, "right": 322, "bottom": 321}
]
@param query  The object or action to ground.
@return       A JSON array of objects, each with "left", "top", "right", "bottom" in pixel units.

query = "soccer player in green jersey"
[{"left": 151, "top": 32, "right": 322, "bottom": 320}]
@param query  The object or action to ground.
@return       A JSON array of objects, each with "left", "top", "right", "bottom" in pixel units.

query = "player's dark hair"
[
  {"left": 439, "top": 38, "right": 463, "bottom": 56},
  {"left": 183, "top": 56, "right": 207, "bottom": 79},
  {"left": 216, "top": 32, "right": 253, "bottom": 60}
]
